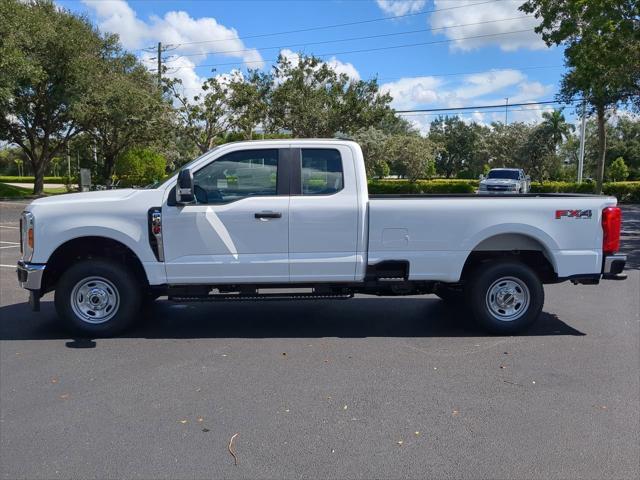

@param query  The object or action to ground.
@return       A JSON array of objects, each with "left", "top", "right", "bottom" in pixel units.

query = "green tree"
[
  {"left": 521, "top": 0, "right": 640, "bottom": 193},
  {"left": 167, "top": 75, "right": 229, "bottom": 154},
  {"left": 540, "top": 109, "right": 574, "bottom": 147},
  {"left": 0, "top": 0, "right": 116, "bottom": 194},
  {"left": 608, "top": 156, "right": 629, "bottom": 181},
  {"left": 351, "top": 127, "right": 391, "bottom": 177},
  {"left": 115, "top": 148, "right": 166, "bottom": 187},
  {"left": 485, "top": 122, "right": 533, "bottom": 168},
  {"left": 269, "top": 54, "right": 394, "bottom": 137},
  {"left": 386, "top": 134, "right": 435, "bottom": 182},
  {"left": 82, "top": 51, "right": 167, "bottom": 185},
  {"left": 429, "top": 116, "right": 478, "bottom": 178},
  {"left": 227, "top": 70, "right": 271, "bottom": 140}
]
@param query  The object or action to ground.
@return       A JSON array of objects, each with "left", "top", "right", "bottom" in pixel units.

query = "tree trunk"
[
  {"left": 103, "top": 154, "right": 116, "bottom": 187},
  {"left": 30, "top": 155, "right": 47, "bottom": 195},
  {"left": 595, "top": 105, "right": 607, "bottom": 194}
]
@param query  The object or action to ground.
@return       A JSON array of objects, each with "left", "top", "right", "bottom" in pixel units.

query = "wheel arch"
[
  {"left": 42, "top": 236, "right": 149, "bottom": 293},
  {"left": 460, "top": 231, "right": 558, "bottom": 283}
]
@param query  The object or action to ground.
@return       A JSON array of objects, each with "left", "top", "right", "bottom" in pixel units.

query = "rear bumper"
[
  {"left": 602, "top": 254, "right": 627, "bottom": 280},
  {"left": 16, "top": 261, "right": 46, "bottom": 290}
]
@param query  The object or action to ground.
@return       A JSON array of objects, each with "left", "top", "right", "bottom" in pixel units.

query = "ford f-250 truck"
[{"left": 17, "top": 139, "right": 627, "bottom": 337}]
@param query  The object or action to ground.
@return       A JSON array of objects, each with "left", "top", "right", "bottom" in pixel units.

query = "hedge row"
[
  {"left": 369, "top": 180, "right": 640, "bottom": 202},
  {"left": 368, "top": 180, "right": 476, "bottom": 194},
  {"left": 0, "top": 176, "right": 67, "bottom": 183}
]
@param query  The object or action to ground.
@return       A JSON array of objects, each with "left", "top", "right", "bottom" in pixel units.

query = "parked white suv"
[{"left": 479, "top": 168, "right": 530, "bottom": 194}]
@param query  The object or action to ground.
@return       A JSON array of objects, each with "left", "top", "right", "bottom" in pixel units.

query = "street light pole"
[{"left": 578, "top": 100, "right": 587, "bottom": 183}]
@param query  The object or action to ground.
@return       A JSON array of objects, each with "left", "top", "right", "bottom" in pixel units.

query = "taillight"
[{"left": 602, "top": 206, "right": 621, "bottom": 254}]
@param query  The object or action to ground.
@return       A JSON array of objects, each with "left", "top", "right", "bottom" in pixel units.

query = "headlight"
[{"left": 20, "top": 211, "right": 34, "bottom": 262}]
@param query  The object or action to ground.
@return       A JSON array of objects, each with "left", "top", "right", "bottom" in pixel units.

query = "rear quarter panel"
[{"left": 368, "top": 196, "right": 617, "bottom": 282}]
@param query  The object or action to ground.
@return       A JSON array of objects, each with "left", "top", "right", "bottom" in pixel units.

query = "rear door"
[{"left": 288, "top": 145, "right": 360, "bottom": 282}]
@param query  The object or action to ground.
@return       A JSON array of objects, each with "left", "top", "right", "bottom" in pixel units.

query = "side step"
[{"left": 169, "top": 292, "right": 354, "bottom": 302}]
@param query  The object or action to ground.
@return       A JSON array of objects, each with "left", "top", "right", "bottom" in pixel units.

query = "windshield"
[
  {"left": 145, "top": 146, "right": 224, "bottom": 189},
  {"left": 487, "top": 170, "right": 519, "bottom": 180}
]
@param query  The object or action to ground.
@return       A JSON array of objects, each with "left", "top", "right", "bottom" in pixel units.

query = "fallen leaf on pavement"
[
  {"left": 397, "top": 440, "right": 403, "bottom": 446},
  {"left": 197, "top": 417, "right": 204, "bottom": 423},
  {"left": 343, "top": 405, "right": 348, "bottom": 410},
  {"left": 59, "top": 393, "right": 70, "bottom": 400},
  {"left": 228, "top": 433, "right": 239, "bottom": 466},
  {"left": 50, "top": 377, "right": 59, "bottom": 384},
  {"left": 179, "top": 419, "right": 187, "bottom": 424}
]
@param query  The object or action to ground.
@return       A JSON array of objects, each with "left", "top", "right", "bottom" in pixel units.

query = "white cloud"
[
  {"left": 382, "top": 69, "right": 555, "bottom": 125},
  {"left": 83, "top": 0, "right": 263, "bottom": 94},
  {"left": 429, "top": 0, "right": 547, "bottom": 52},
  {"left": 380, "top": 76, "right": 443, "bottom": 109},
  {"left": 278, "top": 49, "right": 361, "bottom": 81},
  {"left": 376, "top": 0, "right": 426, "bottom": 17}
]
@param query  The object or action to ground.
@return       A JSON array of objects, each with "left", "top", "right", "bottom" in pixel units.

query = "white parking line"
[
  {"left": 0, "top": 225, "right": 19, "bottom": 229},
  {"left": 0, "top": 245, "right": 19, "bottom": 249},
  {"left": 0, "top": 264, "right": 16, "bottom": 268},
  {"left": 0, "top": 241, "right": 19, "bottom": 245}
]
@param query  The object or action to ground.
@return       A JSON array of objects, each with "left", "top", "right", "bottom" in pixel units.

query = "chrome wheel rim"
[
  {"left": 485, "top": 276, "right": 530, "bottom": 322},
  {"left": 70, "top": 276, "right": 120, "bottom": 324}
]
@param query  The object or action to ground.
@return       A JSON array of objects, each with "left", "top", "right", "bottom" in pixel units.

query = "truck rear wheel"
[
  {"left": 54, "top": 259, "right": 142, "bottom": 337},
  {"left": 466, "top": 260, "right": 544, "bottom": 335}
]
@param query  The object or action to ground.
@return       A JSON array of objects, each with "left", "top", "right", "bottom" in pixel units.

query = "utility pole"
[
  {"left": 157, "top": 42, "right": 162, "bottom": 88},
  {"left": 66, "top": 145, "right": 71, "bottom": 179},
  {"left": 504, "top": 97, "right": 509, "bottom": 125},
  {"left": 578, "top": 100, "right": 587, "bottom": 183}
]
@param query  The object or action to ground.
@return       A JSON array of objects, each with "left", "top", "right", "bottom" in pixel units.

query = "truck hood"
[{"left": 29, "top": 189, "right": 149, "bottom": 207}]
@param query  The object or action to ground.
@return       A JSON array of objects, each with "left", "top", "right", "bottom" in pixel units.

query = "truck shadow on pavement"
[{"left": 0, "top": 297, "right": 585, "bottom": 344}]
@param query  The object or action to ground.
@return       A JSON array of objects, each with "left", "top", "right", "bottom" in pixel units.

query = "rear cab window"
[{"left": 300, "top": 149, "right": 344, "bottom": 195}]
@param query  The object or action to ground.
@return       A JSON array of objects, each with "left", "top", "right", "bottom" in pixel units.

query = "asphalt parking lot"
[{"left": 0, "top": 200, "right": 638, "bottom": 480}]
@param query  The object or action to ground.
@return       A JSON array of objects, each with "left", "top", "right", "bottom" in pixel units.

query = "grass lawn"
[{"left": 0, "top": 182, "right": 68, "bottom": 198}]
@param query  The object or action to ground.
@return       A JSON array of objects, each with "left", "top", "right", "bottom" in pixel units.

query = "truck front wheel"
[
  {"left": 54, "top": 259, "right": 142, "bottom": 337},
  {"left": 466, "top": 260, "right": 544, "bottom": 335}
]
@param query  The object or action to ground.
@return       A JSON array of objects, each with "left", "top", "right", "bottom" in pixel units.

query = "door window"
[
  {"left": 301, "top": 149, "right": 344, "bottom": 195},
  {"left": 193, "top": 149, "right": 279, "bottom": 204}
]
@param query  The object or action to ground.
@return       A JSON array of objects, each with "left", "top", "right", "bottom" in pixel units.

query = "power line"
[
  {"left": 163, "top": 15, "right": 533, "bottom": 62},
  {"left": 395, "top": 100, "right": 579, "bottom": 114},
  {"left": 398, "top": 106, "right": 568, "bottom": 117},
  {"left": 139, "top": 0, "right": 507, "bottom": 51},
  {"left": 153, "top": 28, "right": 535, "bottom": 71},
  {"left": 173, "top": 64, "right": 564, "bottom": 91}
]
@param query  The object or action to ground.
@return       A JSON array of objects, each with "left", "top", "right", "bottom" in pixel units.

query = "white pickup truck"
[{"left": 17, "top": 139, "right": 627, "bottom": 337}]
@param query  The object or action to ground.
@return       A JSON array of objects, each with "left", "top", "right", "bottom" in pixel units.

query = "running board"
[{"left": 169, "top": 292, "right": 354, "bottom": 302}]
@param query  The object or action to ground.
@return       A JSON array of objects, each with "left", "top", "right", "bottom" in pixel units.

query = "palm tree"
[{"left": 540, "top": 109, "right": 574, "bottom": 148}]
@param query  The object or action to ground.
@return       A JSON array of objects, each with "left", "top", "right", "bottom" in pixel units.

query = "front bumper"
[
  {"left": 477, "top": 189, "right": 519, "bottom": 195},
  {"left": 16, "top": 261, "right": 46, "bottom": 290},
  {"left": 602, "top": 254, "right": 627, "bottom": 280}
]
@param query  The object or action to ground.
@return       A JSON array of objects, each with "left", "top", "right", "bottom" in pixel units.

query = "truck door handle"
[{"left": 254, "top": 211, "right": 282, "bottom": 219}]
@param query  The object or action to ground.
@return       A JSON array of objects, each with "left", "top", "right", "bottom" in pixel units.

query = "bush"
[
  {"left": 368, "top": 179, "right": 640, "bottom": 202},
  {"left": 602, "top": 182, "right": 640, "bottom": 203},
  {"left": 115, "top": 148, "right": 166, "bottom": 187},
  {"left": 368, "top": 180, "right": 476, "bottom": 194},
  {"left": 0, "top": 176, "right": 67, "bottom": 183},
  {"left": 529, "top": 182, "right": 595, "bottom": 194}
]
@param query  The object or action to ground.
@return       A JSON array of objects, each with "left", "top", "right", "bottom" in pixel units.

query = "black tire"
[
  {"left": 54, "top": 259, "right": 142, "bottom": 337},
  {"left": 466, "top": 260, "right": 544, "bottom": 335}
]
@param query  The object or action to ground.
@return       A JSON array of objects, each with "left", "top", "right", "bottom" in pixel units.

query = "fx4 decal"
[{"left": 555, "top": 209, "right": 593, "bottom": 219}]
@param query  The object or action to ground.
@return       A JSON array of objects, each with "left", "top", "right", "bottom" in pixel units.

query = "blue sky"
[{"left": 59, "top": 0, "right": 571, "bottom": 131}]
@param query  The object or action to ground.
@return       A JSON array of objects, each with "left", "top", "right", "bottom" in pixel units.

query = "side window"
[
  {"left": 300, "top": 149, "right": 344, "bottom": 195},
  {"left": 193, "top": 149, "right": 278, "bottom": 204}
]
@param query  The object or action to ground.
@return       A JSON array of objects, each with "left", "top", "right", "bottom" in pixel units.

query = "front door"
[{"left": 162, "top": 148, "right": 290, "bottom": 284}]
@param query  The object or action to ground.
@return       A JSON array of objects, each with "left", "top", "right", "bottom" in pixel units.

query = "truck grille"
[{"left": 487, "top": 185, "right": 510, "bottom": 191}]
